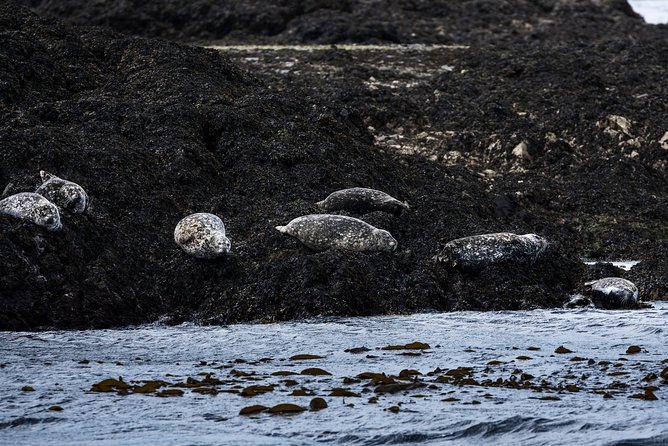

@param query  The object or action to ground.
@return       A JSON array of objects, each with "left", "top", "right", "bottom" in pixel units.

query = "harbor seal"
[
  {"left": 436, "top": 232, "right": 548, "bottom": 270},
  {"left": 585, "top": 277, "right": 638, "bottom": 309},
  {"left": 35, "top": 171, "right": 88, "bottom": 214},
  {"left": 276, "top": 214, "right": 397, "bottom": 252},
  {"left": 0, "top": 192, "right": 62, "bottom": 231},
  {"left": 174, "top": 213, "right": 231, "bottom": 259},
  {"left": 316, "top": 188, "right": 409, "bottom": 216}
]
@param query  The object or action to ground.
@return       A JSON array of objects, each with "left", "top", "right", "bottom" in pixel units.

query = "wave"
[
  {"left": 0, "top": 417, "right": 62, "bottom": 430},
  {"left": 445, "top": 416, "right": 575, "bottom": 440},
  {"left": 606, "top": 434, "right": 668, "bottom": 446}
]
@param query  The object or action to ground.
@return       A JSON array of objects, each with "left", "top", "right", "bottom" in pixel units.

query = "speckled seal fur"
[
  {"left": 174, "top": 213, "right": 231, "bottom": 259},
  {"left": 0, "top": 192, "right": 62, "bottom": 231},
  {"left": 436, "top": 232, "right": 548, "bottom": 270},
  {"left": 36, "top": 171, "right": 88, "bottom": 214},
  {"left": 316, "top": 187, "right": 409, "bottom": 216},
  {"left": 585, "top": 277, "right": 638, "bottom": 309},
  {"left": 276, "top": 214, "right": 397, "bottom": 252}
]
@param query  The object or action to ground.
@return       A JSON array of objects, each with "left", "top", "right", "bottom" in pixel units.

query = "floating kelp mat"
[{"left": 1, "top": 303, "right": 668, "bottom": 445}]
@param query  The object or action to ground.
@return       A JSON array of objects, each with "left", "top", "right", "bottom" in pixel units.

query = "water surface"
[{"left": 1, "top": 303, "right": 667, "bottom": 445}]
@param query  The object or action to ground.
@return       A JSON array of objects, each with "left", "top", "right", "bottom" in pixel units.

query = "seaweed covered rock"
[
  {"left": 439, "top": 240, "right": 584, "bottom": 311},
  {"left": 0, "top": 5, "right": 588, "bottom": 330},
  {"left": 217, "top": 15, "right": 667, "bottom": 302},
  {"left": 0, "top": 6, "right": 400, "bottom": 329},
  {"left": 26, "top": 0, "right": 644, "bottom": 45}
]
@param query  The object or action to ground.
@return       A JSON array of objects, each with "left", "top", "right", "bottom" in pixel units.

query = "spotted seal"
[
  {"left": 36, "top": 171, "right": 88, "bottom": 214},
  {"left": 585, "top": 277, "right": 638, "bottom": 309},
  {"left": 436, "top": 232, "right": 548, "bottom": 270},
  {"left": 276, "top": 214, "right": 397, "bottom": 252},
  {"left": 0, "top": 192, "right": 62, "bottom": 231},
  {"left": 174, "top": 213, "right": 231, "bottom": 259},
  {"left": 316, "top": 188, "right": 409, "bottom": 215}
]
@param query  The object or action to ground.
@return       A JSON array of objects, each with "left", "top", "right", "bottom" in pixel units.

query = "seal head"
[
  {"left": 36, "top": 171, "right": 88, "bottom": 214},
  {"left": 174, "top": 213, "right": 231, "bottom": 259},
  {"left": 276, "top": 214, "right": 397, "bottom": 252},
  {"left": 316, "top": 188, "right": 409, "bottom": 216},
  {"left": 436, "top": 232, "right": 548, "bottom": 270},
  {"left": 584, "top": 277, "right": 638, "bottom": 309},
  {"left": 0, "top": 192, "right": 62, "bottom": 231}
]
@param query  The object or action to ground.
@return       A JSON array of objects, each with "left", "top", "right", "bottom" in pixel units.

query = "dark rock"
[
  {"left": 26, "top": 0, "right": 644, "bottom": 45},
  {"left": 1, "top": 1, "right": 665, "bottom": 330}
]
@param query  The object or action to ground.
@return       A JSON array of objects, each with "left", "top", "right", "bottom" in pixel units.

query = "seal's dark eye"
[{"left": 45, "top": 217, "right": 54, "bottom": 224}]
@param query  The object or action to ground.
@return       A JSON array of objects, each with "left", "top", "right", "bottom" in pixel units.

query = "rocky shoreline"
[{"left": 0, "top": 1, "right": 666, "bottom": 330}]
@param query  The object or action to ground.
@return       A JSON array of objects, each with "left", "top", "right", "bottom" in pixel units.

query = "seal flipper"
[{"left": 40, "top": 170, "right": 55, "bottom": 183}]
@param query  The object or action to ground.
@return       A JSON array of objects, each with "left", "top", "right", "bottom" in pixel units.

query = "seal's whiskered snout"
[
  {"left": 215, "top": 237, "right": 231, "bottom": 254},
  {"left": 386, "top": 237, "right": 398, "bottom": 252},
  {"left": 42, "top": 212, "right": 62, "bottom": 231}
]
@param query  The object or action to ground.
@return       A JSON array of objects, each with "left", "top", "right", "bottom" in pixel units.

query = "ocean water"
[
  {"left": 1, "top": 303, "right": 667, "bottom": 445},
  {"left": 628, "top": 0, "right": 668, "bottom": 23}
]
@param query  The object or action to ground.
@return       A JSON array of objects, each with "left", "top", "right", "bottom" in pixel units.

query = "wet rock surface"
[{"left": 0, "top": 1, "right": 666, "bottom": 329}]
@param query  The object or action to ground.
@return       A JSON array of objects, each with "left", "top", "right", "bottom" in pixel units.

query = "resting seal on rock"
[
  {"left": 436, "top": 232, "right": 548, "bottom": 270},
  {"left": 585, "top": 277, "right": 639, "bottom": 309},
  {"left": 316, "top": 188, "right": 409, "bottom": 215},
  {"left": 276, "top": 214, "right": 397, "bottom": 252},
  {"left": 0, "top": 192, "right": 62, "bottom": 231},
  {"left": 174, "top": 213, "right": 231, "bottom": 259},
  {"left": 36, "top": 171, "right": 88, "bottom": 214}
]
